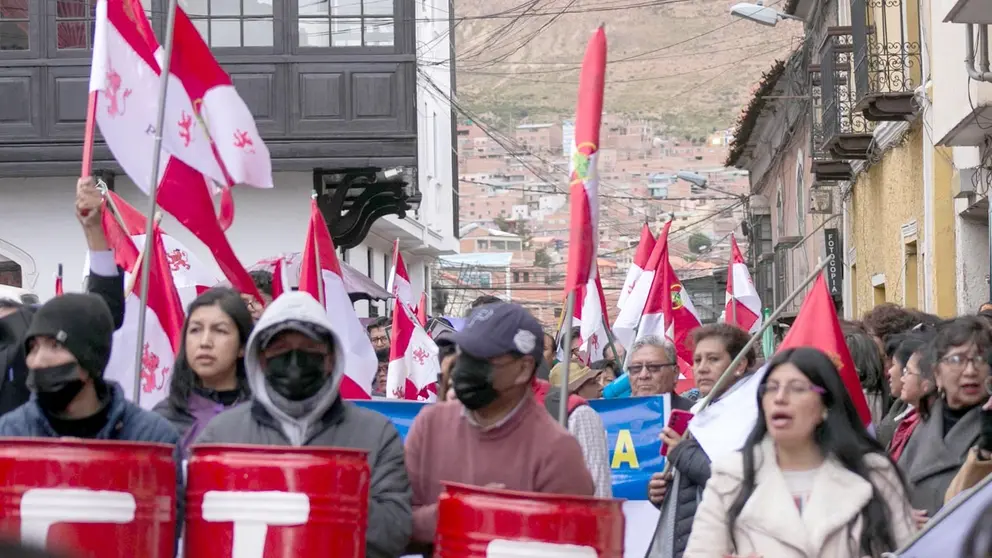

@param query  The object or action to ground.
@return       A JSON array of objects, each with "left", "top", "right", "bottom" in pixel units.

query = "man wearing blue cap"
[{"left": 403, "top": 302, "right": 595, "bottom": 553}]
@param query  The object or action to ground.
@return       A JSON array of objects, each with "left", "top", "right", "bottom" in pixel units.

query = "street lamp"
[
  {"left": 676, "top": 171, "right": 708, "bottom": 188},
  {"left": 729, "top": 0, "right": 804, "bottom": 26}
]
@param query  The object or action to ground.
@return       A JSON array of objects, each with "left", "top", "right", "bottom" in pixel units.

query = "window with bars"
[
  {"left": 298, "top": 0, "right": 393, "bottom": 48},
  {"left": 181, "top": 0, "right": 274, "bottom": 48},
  {"left": 55, "top": 0, "right": 152, "bottom": 50},
  {"left": 0, "top": 0, "right": 29, "bottom": 51}
]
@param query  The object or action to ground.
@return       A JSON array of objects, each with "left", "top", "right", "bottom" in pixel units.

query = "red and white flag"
[
  {"left": 298, "top": 200, "right": 377, "bottom": 400},
  {"left": 415, "top": 292, "right": 428, "bottom": 327},
  {"left": 563, "top": 27, "right": 607, "bottom": 363},
  {"left": 386, "top": 302, "right": 439, "bottom": 402},
  {"left": 632, "top": 224, "right": 692, "bottom": 391},
  {"left": 146, "top": 5, "right": 273, "bottom": 189},
  {"left": 618, "top": 224, "right": 656, "bottom": 311},
  {"left": 103, "top": 224, "right": 185, "bottom": 410},
  {"left": 724, "top": 234, "right": 763, "bottom": 333},
  {"left": 89, "top": 0, "right": 225, "bottom": 194},
  {"left": 613, "top": 221, "right": 670, "bottom": 351},
  {"left": 88, "top": 0, "right": 266, "bottom": 304},
  {"left": 271, "top": 257, "right": 291, "bottom": 300},
  {"left": 386, "top": 240, "right": 416, "bottom": 311},
  {"left": 83, "top": 190, "right": 218, "bottom": 309},
  {"left": 556, "top": 273, "right": 612, "bottom": 365}
]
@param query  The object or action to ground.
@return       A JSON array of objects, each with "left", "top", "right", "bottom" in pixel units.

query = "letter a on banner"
[
  {"left": 611, "top": 429, "right": 640, "bottom": 469},
  {"left": 20, "top": 489, "right": 137, "bottom": 547},
  {"left": 202, "top": 491, "right": 310, "bottom": 558}
]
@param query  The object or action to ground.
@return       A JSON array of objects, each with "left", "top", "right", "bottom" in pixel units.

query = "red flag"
[
  {"left": 156, "top": 159, "right": 263, "bottom": 304},
  {"left": 563, "top": 27, "right": 606, "bottom": 294},
  {"left": 299, "top": 200, "right": 376, "bottom": 400},
  {"left": 54, "top": 264, "right": 64, "bottom": 297},
  {"left": 725, "top": 234, "right": 762, "bottom": 333},
  {"left": 778, "top": 275, "right": 872, "bottom": 426},
  {"left": 416, "top": 292, "right": 428, "bottom": 327},
  {"left": 618, "top": 223, "right": 656, "bottom": 310}
]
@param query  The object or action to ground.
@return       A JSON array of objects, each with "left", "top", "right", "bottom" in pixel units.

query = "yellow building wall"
[
  {"left": 851, "top": 126, "right": 925, "bottom": 314},
  {"left": 932, "top": 145, "right": 957, "bottom": 316}
]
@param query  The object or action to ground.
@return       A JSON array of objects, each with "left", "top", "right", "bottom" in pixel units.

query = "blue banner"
[{"left": 353, "top": 396, "right": 668, "bottom": 500}]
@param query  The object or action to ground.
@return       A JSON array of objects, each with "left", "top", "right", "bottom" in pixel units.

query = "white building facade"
[
  {"left": 930, "top": 0, "right": 992, "bottom": 312},
  {"left": 0, "top": 0, "right": 459, "bottom": 315}
]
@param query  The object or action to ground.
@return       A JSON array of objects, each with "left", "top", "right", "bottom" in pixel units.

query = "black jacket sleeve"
[
  {"left": 0, "top": 307, "right": 35, "bottom": 416},
  {"left": 668, "top": 438, "right": 712, "bottom": 487},
  {"left": 85, "top": 268, "right": 126, "bottom": 331}
]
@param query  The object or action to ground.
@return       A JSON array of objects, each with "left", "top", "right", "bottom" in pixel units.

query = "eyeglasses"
[
  {"left": 370, "top": 335, "right": 389, "bottom": 346},
  {"left": 940, "top": 354, "right": 988, "bottom": 372},
  {"left": 759, "top": 380, "right": 826, "bottom": 398},
  {"left": 628, "top": 362, "right": 676, "bottom": 375}
]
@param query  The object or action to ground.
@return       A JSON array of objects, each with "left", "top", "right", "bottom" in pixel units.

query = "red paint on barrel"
[
  {"left": 435, "top": 482, "right": 626, "bottom": 557},
  {"left": 185, "top": 444, "right": 370, "bottom": 558},
  {"left": 0, "top": 438, "right": 177, "bottom": 558}
]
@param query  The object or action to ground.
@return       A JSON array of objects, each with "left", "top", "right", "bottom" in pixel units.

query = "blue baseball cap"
[{"left": 452, "top": 302, "right": 544, "bottom": 361}]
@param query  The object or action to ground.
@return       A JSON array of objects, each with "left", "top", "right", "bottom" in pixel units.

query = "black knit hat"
[{"left": 24, "top": 293, "right": 114, "bottom": 378}]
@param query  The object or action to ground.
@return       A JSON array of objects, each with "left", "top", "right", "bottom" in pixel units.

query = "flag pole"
[
  {"left": 557, "top": 291, "right": 576, "bottom": 426},
  {"left": 124, "top": 213, "right": 164, "bottom": 298},
  {"left": 658, "top": 255, "right": 835, "bottom": 476},
  {"left": 601, "top": 315, "right": 622, "bottom": 371},
  {"left": 133, "top": 0, "right": 180, "bottom": 404},
  {"left": 697, "top": 254, "right": 835, "bottom": 413}
]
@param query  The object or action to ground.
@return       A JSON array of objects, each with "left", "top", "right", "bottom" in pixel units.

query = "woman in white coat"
[{"left": 683, "top": 347, "right": 916, "bottom": 558}]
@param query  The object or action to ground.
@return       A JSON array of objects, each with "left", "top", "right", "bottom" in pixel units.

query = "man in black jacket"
[{"left": 0, "top": 177, "right": 125, "bottom": 417}]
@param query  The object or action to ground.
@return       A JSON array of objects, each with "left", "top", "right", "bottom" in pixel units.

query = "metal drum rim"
[
  {"left": 0, "top": 437, "right": 176, "bottom": 454},
  {"left": 441, "top": 481, "right": 627, "bottom": 505},
  {"left": 190, "top": 443, "right": 370, "bottom": 458}
]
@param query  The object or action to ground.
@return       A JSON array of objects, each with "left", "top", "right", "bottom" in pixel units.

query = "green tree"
[
  {"left": 534, "top": 248, "right": 552, "bottom": 268},
  {"left": 688, "top": 232, "right": 712, "bottom": 254},
  {"left": 493, "top": 215, "right": 512, "bottom": 233}
]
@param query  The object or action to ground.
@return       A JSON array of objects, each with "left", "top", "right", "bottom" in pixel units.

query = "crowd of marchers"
[{"left": 4, "top": 178, "right": 992, "bottom": 558}]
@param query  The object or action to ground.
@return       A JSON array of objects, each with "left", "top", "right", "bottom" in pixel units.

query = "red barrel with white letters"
[
  {"left": 435, "top": 482, "right": 625, "bottom": 558},
  {"left": 0, "top": 438, "right": 177, "bottom": 558},
  {"left": 184, "top": 444, "right": 370, "bottom": 558}
]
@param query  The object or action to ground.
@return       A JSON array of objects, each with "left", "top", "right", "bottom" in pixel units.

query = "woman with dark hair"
[
  {"left": 878, "top": 333, "right": 914, "bottom": 447},
  {"left": 899, "top": 316, "right": 992, "bottom": 516},
  {"left": 683, "top": 347, "right": 915, "bottom": 557},
  {"left": 890, "top": 334, "right": 938, "bottom": 461},
  {"left": 153, "top": 287, "right": 254, "bottom": 454},
  {"left": 647, "top": 323, "right": 756, "bottom": 558},
  {"left": 845, "top": 329, "right": 890, "bottom": 427}
]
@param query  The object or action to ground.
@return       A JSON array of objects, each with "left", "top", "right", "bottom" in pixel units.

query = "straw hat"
[{"left": 549, "top": 361, "right": 595, "bottom": 393}]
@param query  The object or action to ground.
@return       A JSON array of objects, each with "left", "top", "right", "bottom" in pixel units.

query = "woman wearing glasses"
[
  {"left": 683, "top": 347, "right": 915, "bottom": 558},
  {"left": 898, "top": 316, "right": 992, "bottom": 516}
]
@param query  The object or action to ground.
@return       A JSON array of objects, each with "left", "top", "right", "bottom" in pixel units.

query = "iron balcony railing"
[
  {"left": 808, "top": 64, "right": 827, "bottom": 159},
  {"left": 851, "top": 0, "right": 923, "bottom": 114},
  {"left": 820, "top": 30, "right": 873, "bottom": 148}
]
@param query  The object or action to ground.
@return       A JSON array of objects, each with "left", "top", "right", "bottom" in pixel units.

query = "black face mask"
[
  {"left": 264, "top": 350, "right": 329, "bottom": 401},
  {"left": 451, "top": 353, "right": 499, "bottom": 411},
  {"left": 27, "top": 362, "right": 86, "bottom": 414}
]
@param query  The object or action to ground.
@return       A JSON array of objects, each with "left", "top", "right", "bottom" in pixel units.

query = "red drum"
[
  {"left": 435, "top": 482, "right": 625, "bottom": 558},
  {"left": 0, "top": 438, "right": 177, "bottom": 558},
  {"left": 184, "top": 444, "right": 370, "bottom": 558}
]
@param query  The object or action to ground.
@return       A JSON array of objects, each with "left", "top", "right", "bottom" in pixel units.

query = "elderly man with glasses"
[{"left": 627, "top": 335, "right": 694, "bottom": 410}]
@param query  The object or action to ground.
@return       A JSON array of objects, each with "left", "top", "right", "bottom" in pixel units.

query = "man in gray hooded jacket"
[{"left": 195, "top": 292, "right": 412, "bottom": 558}]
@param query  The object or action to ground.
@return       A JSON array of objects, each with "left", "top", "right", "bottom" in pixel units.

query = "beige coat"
[{"left": 683, "top": 437, "right": 916, "bottom": 558}]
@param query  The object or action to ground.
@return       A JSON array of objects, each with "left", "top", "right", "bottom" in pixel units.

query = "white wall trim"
[
  {"left": 871, "top": 273, "right": 886, "bottom": 287},
  {"left": 901, "top": 220, "right": 919, "bottom": 239}
]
